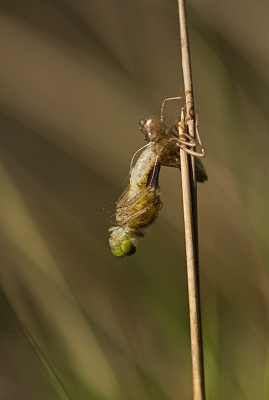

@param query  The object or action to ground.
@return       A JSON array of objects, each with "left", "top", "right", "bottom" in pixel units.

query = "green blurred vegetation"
[{"left": 0, "top": 0, "right": 268, "bottom": 399}]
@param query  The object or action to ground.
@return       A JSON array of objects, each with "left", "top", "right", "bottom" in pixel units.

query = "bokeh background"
[{"left": 0, "top": 0, "right": 269, "bottom": 399}]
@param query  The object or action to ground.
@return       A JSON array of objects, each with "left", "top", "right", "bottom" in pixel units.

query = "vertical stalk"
[{"left": 177, "top": 1, "right": 206, "bottom": 399}]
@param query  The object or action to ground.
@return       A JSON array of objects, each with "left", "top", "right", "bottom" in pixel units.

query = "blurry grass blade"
[{"left": 20, "top": 321, "right": 75, "bottom": 400}]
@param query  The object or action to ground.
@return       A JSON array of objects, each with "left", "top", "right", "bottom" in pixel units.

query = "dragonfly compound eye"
[
  {"left": 120, "top": 240, "right": 136, "bottom": 256},
  {"left": 109, "top": 238, "right": 136, "bottom": 257}
]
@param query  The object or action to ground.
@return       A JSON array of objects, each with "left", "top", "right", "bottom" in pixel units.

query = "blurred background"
[{"left": 0, "top": 0, "right": 269, "bottom": 399}]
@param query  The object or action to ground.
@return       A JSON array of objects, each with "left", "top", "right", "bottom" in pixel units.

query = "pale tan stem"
[{"left": 178, "top": 1, "right": 206, "bottom": 399}]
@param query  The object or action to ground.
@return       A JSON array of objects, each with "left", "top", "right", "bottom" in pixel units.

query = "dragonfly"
[
  {"left": 108, "top": 96, "right": 207, "bottom": 257},
  {"left": 108, "top": 150, "right": 163, "bottom": 257}
]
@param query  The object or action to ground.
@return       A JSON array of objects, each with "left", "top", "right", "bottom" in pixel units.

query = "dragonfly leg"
[{"left": 160, "top": 91, "right": 190, "bottom": 123}]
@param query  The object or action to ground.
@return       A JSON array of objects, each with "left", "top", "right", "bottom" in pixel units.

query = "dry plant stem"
[{"left": 178, "top": 1, "right": 206, "bottom": 400}]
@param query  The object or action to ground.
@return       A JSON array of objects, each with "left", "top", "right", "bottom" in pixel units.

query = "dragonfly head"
[
  {"left": 109, "top": 238, "right": 136, "bottom": 257},
  {"left": 139, "top": 117, "right": 166, "bottom": 143}
]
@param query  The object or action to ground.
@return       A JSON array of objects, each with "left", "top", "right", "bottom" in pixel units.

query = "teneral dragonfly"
[
  {"left": 108, "top": 97, "right": 207, "bottom": 257},
  {"left": 109, "top": 161, "right": 162, "bottom": 257}
]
